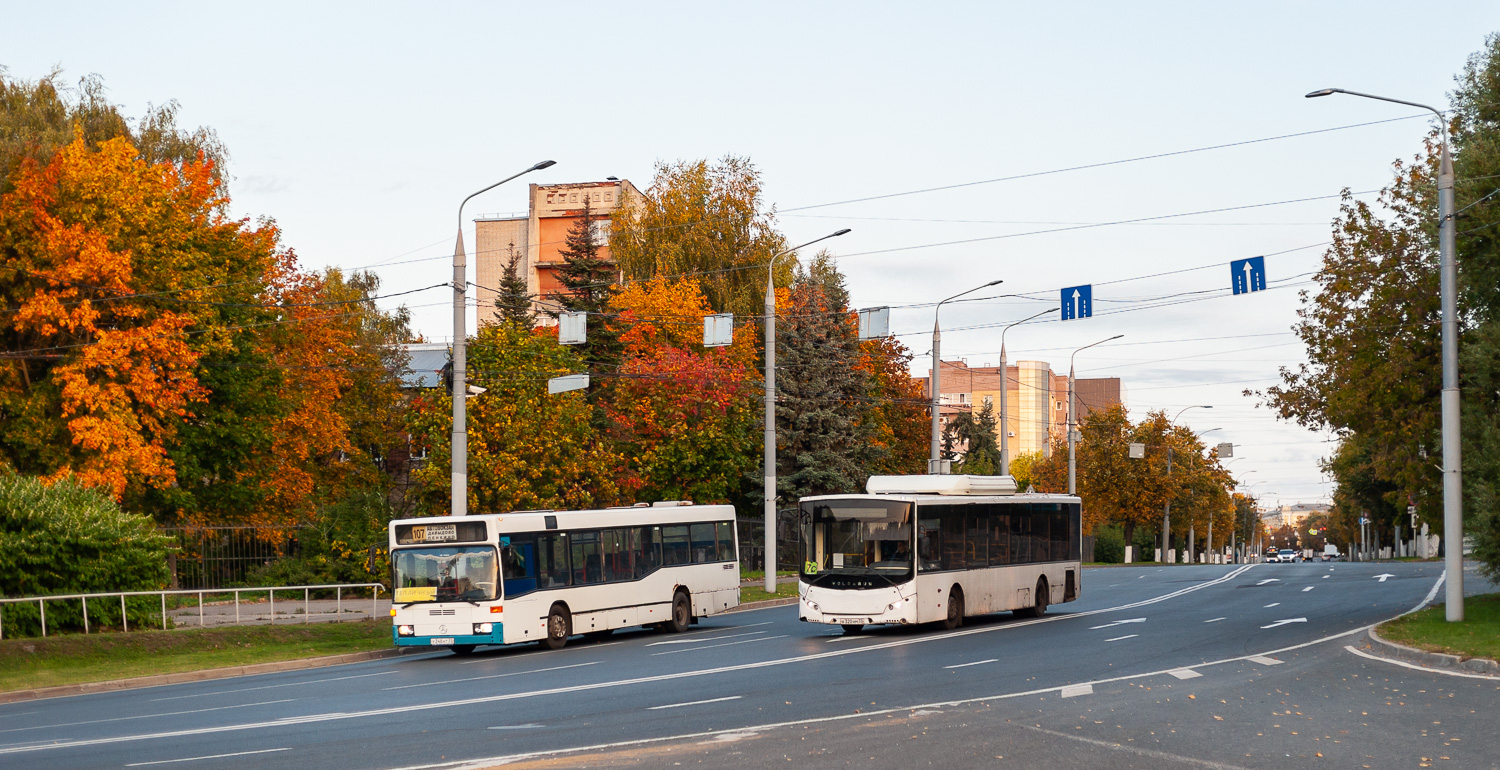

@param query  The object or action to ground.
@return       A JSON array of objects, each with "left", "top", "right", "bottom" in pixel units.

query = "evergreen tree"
[
  {"left": 548, "top": 196, "right": 621, "bottom": 411},
  {"left": 774, "top": 256, "right": 881, "bottom": 500},
  {"left": 496, "top": 242, "right": 535, "bottom": 328}
]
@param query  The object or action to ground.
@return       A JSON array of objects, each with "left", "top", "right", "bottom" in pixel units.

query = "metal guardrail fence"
[
  {"left": 0, "top": 583, "right": 385, "bottom": 640},
  {"left": 159, "top": 526, "right": 307, "bottom": 589}
]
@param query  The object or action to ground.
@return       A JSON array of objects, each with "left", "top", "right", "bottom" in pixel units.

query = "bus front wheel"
[
  {"left": 544, "top": 604, "right": 571, "bottom": 650},
  {"left": 941, "top": 588, "right": 964, "bottom": 631},
  {"left": 668, "top": 591, "right": 692, "bottom": 633}
]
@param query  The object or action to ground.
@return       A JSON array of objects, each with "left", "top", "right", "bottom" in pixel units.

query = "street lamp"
[
  {"left": 930, "top": 280, "right": 1004, "bottom": 470},
  {"left": 998, "top": 307, "right": 1056, "bottom": 477},
  {"left": 1186, "top": 427, "right": 1221, "bottom": 563},
  {"left": 1306, "top": 87, "right": 1463, "bottom": 619},
  {"left": 450, "top": 159, "right": 556, "bottom": 518},
  {"left": 763, "top": 228, "right": 851, "bottom": 593},
  {"left": 1160, "top": 405, "right": 1211, "bottom": 561},
  {"left": 1067, "top": 334, "right": 1123, "bottom": 495}
]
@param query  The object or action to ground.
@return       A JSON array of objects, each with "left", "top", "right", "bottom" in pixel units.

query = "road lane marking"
[
  {"left": 0, "top": 565, "right": 1272, "bottom": 757},
  {"left": 124, "top": 748, "right": 289, "bottom": 766},
  {"left": 1260, "top": 618, "right": 1307, "bottom": 629},
  {"left": 147, "top": 672, "right": 392, "bottom": 701},
  {"left": 1059, "top": 684, "right": 1093, "bottom": 698},
  {"left": 651, "top": 635, "right": 787, "bottom": 656},
  {"left": 943, "top": 659, "right": 997, "bottom": 669},
  {"left": 647, "top": 696, "right": 743, "bottom": 710},
  {"left": 1089, "top": 617, "right": 1145, "bottom": 630},
  {"left": 1167, "top": 668, "right": 1202, "bottom": 680},
  {"left": 1104, "top": 634, "right": 1138, "bottom": 642},
  {"left": 0, "top": 699, "right": 296, "bottom": 734},
  {"left": 383, "top": 661, "right": 599, "bottom": 691},
  {"left": 1375, "top": 573, "right": 1395, "bottom": 582},
  {"left": 1204, "top": 617, "right": 1225, "bottom": 623},
  {"left": 1264, "top": 603, "right": 1280, "bottom": 608},
  {"left": 1248, "top": 656, "right": 1282, "bottom": 665},
  {"left": 1302, "top": 587, "right": 1314, "bottom": 592},
  {"left": 1255, "top": 579, "right": 1279, "bottom": 585},
  {"left": 486, "top": 724, "right": 544, "bottom": 730},
  {"left": 1343, "top": 645, "right": 1500, "bottom": 680},
  {"left": 647, "top": 629, "right": 768, "bottom": 646},
  {"left": 1024, "top": 726, "right": 1250, "bottom": 770}
]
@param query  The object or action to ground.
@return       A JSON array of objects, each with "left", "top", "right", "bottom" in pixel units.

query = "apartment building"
[
  {"left": 915, "top": 360, "right": 1125, "bottom": 458},
  {"left": 473, "top": 179, "right": 642, "bottom": 323}
]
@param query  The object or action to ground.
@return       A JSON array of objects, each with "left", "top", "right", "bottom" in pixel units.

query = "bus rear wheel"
[
  {"left": 1017, "top": 578, "right": 1049, "bottom": 618},
  {"left": 668, "top": 591, "right": 692, "bottom": 633},
  {"left": 941, "top": 588, "right": 964, "bottom": 631},
  {"left": 544, "top": 604, "right": 571, "bottom": 650}
]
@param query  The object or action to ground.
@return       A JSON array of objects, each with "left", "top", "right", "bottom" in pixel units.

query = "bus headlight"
[
  {"left": 887, "top": 601, "right": 903, "bottom": 611},
  {"left": 473, "top": 623, "right": 493, "bottom": 635},
  {"left": 804, "top": 599, "right": 819, "bottom": 612},
  {"left": 397, "top": 625, "right": 414, "bottom": 636}
]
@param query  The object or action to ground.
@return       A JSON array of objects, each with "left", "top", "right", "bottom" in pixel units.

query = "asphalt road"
[{"left": 4, "top": 561, "right": 1495, "bottom": 770}]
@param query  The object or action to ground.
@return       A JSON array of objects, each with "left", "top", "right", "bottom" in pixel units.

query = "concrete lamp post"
[
  {"left": 1306, "top": 87, "right": 1463, "bottom": 619},
  {"left": 451, "top": 160, "right": 556, "bottom": 518},
  {"left": 998, "top": 307, "right": 1057, "bottom": 477},
  {"left": 1066, "top": 334, "right": 1123, "bottom": 495},
  {"left": 763, "top": 228, "right": 851, "bottom": 593},
  {"left": 930, "top": 280, "right": 1004, "bottom": 471}
]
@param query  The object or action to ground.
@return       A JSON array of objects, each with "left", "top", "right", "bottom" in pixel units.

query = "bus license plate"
[
  {"left": 429, "top": 637, "right": 455, "bottom": 646},
  {"left": 832, "top": 618, "right": 870, "bottom": 625}
]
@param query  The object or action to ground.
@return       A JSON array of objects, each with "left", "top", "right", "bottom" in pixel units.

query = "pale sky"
[{"left": 7, "top": 1, "right": 1500, "bottom": 510}]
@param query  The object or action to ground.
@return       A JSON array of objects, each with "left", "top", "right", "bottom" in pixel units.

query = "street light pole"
[
  {"left": 1067, "top": 334, "right": 1122, "bottom": 495},
  {"left": 763, "top": 228, "right": 851, "bottom": 593},
  {"left": 1188, "top": 427, "right": 1221, "bottom": 563},
  {"left": 450, "top": 159, "right": 556, "bottom": 518},
  {"left": 930, "top": 280, "right": 1004, "bottom": 471},
  {"left": 998, "top": 307, "right": 1056, "bottom": 477},
  {"left": 1160, "top": 404, "right": 1211, "bottom": 561},
  {"left": 1307, "top": 87, "right": 1462, "bottom": 619}
]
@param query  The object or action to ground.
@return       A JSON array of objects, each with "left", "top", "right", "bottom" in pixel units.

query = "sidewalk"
[{"left": 167, "top": 595, "right": 390, "bottom": 629}]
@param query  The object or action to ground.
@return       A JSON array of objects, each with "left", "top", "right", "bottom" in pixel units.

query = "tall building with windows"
[
  {"left": 473, "top": 179, "right": 641, "bottom": 324},
  {"left": 915, "top": 360, "right": 1125, "bottom": 459}
]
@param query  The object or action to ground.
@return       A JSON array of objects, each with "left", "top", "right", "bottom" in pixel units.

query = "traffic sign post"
[
  {"left": 1061, "top": 284, "right": 1092, "bottom": 320},
  {"left": 1230, "top": 256, "right": 1267, "bottom": 295}
]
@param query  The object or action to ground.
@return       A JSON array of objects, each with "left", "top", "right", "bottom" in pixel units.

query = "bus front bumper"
[
  {"left": 393, "top": 623, "right": 504, "bottom": 647},
  {"left": 798, "top": 596, "right": 915, "bottom": 627}
]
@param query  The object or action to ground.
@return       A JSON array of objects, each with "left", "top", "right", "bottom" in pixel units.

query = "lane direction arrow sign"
[
  {"left": 1260, "top": 618, "right": 1308, "bottom": 630},
  {"left": 1230, "top": 256, "right": 1267, "bottom": 295},
  {"left": 1060, "top": 284, "right": 1092, "bottom": 320},
  {"left": 1374, "top": 573, "right": 1395, "bottom": 582}
]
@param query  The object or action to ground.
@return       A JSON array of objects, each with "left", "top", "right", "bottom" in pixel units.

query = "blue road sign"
[
  {"left": 1061, "top": 284, "right": 1092, "bottom": 320},
  {"left": 1231, "top": 256, "right": 1267, "bottom": 295}
]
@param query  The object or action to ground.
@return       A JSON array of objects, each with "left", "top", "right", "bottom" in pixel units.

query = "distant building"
[
  {"left": 1261, "top": 503, "right": 1330, "bottom": 530},
  {"left": 473, "top": 179, "right": 642, "bottom": 323},
  {"left": 914, "top": 360, "right": 1125, "bottom": 458}
]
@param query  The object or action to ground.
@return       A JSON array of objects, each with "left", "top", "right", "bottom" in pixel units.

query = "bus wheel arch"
[
  {"left": 942, "top": 585, "right": 964, "bottom": 630},
  {"left": 543, "top": 602, "right": 572, "bottom": 650},
  {"left": 668, "top": 589, "right": 692, "bottom": 633}
]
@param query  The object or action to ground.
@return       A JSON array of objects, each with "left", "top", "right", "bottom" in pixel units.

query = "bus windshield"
[
  {"left": 392, "top": 546, "right": 498, "bottom": 604},
  {"left": 801, "top": 500, "right": 913, "bottom": 580}
]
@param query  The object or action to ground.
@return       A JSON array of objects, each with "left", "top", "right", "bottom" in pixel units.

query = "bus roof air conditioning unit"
[{"left": 865, "top": 475, "right": 1019, "bottom": 496}]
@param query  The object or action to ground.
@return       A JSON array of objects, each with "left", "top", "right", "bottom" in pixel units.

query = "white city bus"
[
  {"left": 389, "top": 503, "right": 739, "bottom": 653},
  {"left": 798, "top": 475, "right": 1082, "bottom": 632}
]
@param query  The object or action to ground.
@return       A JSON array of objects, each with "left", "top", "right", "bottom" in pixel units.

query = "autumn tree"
[
  {"left": 609, "top": 156, "right": 790, "bottom": 318},
  {"left": 605, "top": 278, "right": 760, "bottom": 503},
  {"left": 857, "top": 335, "right": 929, "bottom": 476}
]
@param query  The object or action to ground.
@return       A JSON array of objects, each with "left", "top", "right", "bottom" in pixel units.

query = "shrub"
[
  {"left": 1092, "top": 525, "right": 1125, "bottom": 564},
  {"left": 0, "top": 475, "right": 171, "bottom": 635}
]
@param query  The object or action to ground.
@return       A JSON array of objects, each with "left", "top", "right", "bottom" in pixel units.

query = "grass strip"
[
  {"left": 1378, "top": 592, "right": 1500, "bottom": 661},
  {"left": 0, "top": 619, "right": 392, "bottom": 692},
  {"left": 740, "top": 583, "right": 798, "bottom": 604}
]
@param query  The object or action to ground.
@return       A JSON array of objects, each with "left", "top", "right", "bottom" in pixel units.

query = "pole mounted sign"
[
  {"left": 1230, "top": 256, "right": 1267, "bottom": 295},
  {"left": 1061, "top": 284, "right": 1092, "bottom": 320}
]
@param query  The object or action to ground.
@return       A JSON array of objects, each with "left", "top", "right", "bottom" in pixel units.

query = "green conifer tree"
[{"left": 496, "top": 242, "right": 535, "bottom": 328}]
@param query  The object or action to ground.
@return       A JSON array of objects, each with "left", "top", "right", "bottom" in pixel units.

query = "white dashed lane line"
[
  {"left": 1249, "top": 655, "right": 1282, "bottom": 666},
  {"left": 944, "top": 659, "right": 998, "bottom": 669},
  {"left": 1060, "top": 684, "right": 1094, "bottom": 698},
  {"left": 1104, "top": 634, "right": 1138, "bottom": 642},
  {"left": 647, "top": 696, "right": 743, "bottom": 711},
  {"left": 1204, "top": 617, "right": 1226, "bottom": 623},
  {"left": 1167, "top": 668, "right": 1202, "bottom": 680}
]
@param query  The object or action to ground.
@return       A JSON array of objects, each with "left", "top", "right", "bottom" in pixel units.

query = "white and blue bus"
[
  {"left": 389, "top": 503, "right": 739, "bottom": 653},
  {"left": 799, "top": 475, "right": 1082, "bottom": 632}
]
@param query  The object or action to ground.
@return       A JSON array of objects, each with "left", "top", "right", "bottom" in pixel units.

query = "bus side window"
[
  {"left": 716, "top": 521, "right": 736, "bottom": 562},
  {"left": 1052, "top": 511, "right": 1068, "bottom": 562},
  {"left": 966, "top": 507, "right": 988, "bottom": 568},
  {"left": 603, "top": 528, "right": 631, "bottom": 582},
  {"left": 1012, "top": 513, "right": 1031, "bottom": 563},
  {"left": 990, "top": 512, "right": 1010, "bottom": 566},
  {"left": 571, "top": 530, "right": 602, "bottom": 585},
  {"left": 539, "top": 534, "right": 570, "bottom": 588},
  {"left": 1033, "top": 505, "right": 1051, "bottom": 561},
  {"left": 939, "top": 507, "right": 964, "bottom": 571},
  {"left": 690, "top": 522, "right": 716, "bottom": 563},
  {"left": 640, "top": 527, "right": 663, "bottom": 574},
  {"left": 917, "top": 513, "right": 942, "bottom": 572},
  {"left": 662, "top": 525, "right": 690, "bottom": 566}
]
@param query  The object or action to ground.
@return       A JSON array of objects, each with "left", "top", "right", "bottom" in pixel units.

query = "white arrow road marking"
[
  {"left": 1204, "top": 617, "right": 1226, "bottom": 623},
  {"left": 1167, "top": 668, "right": 1202, "bottom": 680},
  {"left": 1260, "top": 618, "right": 1307, "bottom": 630},
  {"left": 1375, "top": 573, "right": 1395, "bottom": 582},
  {"left": 1088, "top": 617, "right": 1146, "bottom": 630},
  {"left": 1256, "top": 579, "right": 1280, "bottom": 586},
  {"left": 1060, "top": 684, "right": 1093, "bottom": 698},
  {"left": 1302, "top": 587, "right": 1314, "bottom": 592}
]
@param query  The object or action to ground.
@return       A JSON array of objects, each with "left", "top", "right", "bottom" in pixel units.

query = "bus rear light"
[
  {"left": 397, "top": 625, "right": 415, "bottom": 636},
  {"left": 473, "top": 623, "right": 493, "bottom": 634}
]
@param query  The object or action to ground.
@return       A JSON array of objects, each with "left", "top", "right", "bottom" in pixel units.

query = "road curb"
[
  {"left": 726, "top": 597, "right": 798, "bottom": 613},
  {"left": 1361, "top": 625, "right": 1500, "bottom": 675},
  {"left": 0, "top": 647, "right": 417, "bottom": 704}
]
